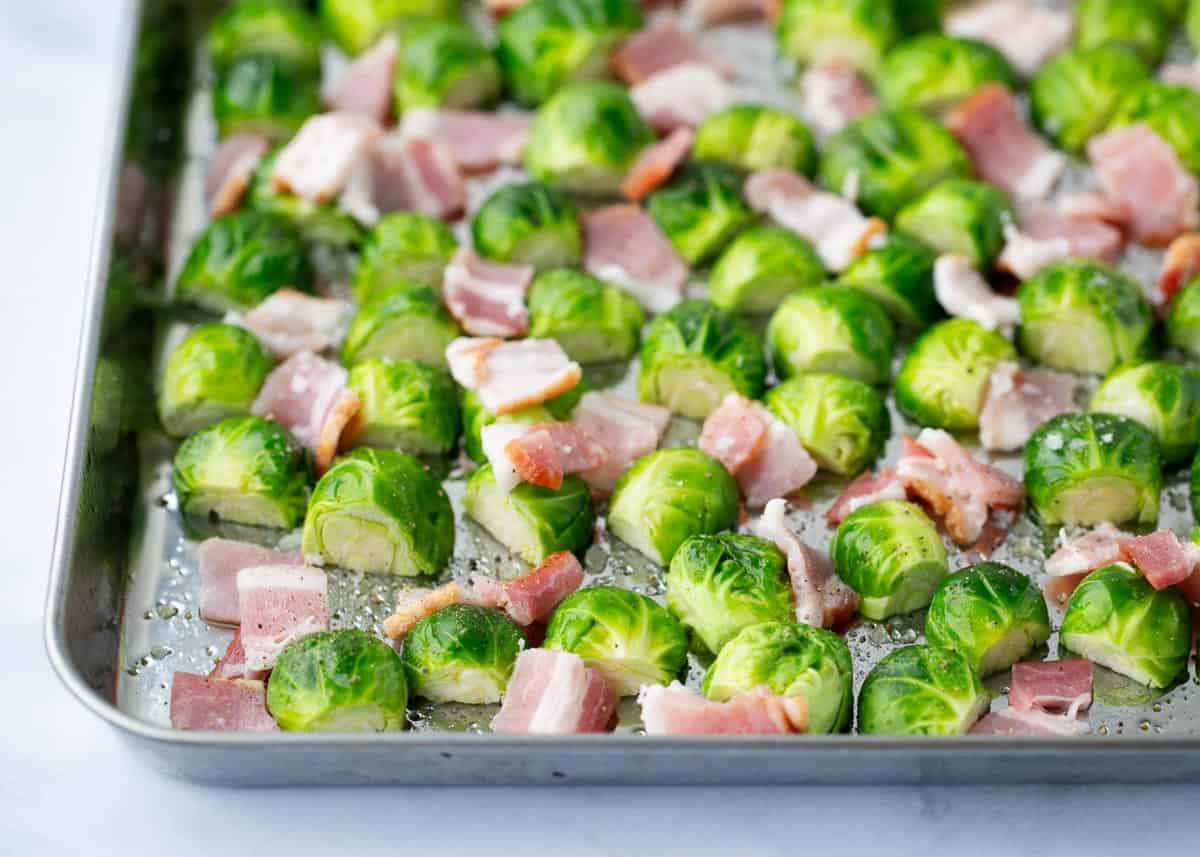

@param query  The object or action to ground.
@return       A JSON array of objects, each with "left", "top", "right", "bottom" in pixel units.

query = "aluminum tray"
[{"left": 44, "top": 0, "right": 1200, "bottom": 785}]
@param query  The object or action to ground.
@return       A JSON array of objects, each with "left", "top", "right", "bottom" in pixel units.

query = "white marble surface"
[{"left": 0, "top": 2, "right": 1196, "bottom": 853}]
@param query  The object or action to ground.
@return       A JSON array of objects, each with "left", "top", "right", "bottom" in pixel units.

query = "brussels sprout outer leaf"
[
  {"left": 857, "top": 644, "right": 989, "bottom": 735},
  {"left": 401, "top": 603, "right": 525, "bottom": 703}
]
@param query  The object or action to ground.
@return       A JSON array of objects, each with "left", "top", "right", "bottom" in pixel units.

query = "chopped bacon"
[
  {"left": 197, "top": 538, "right": 304, "bottom": 626},
  {"left": 1178, "top": 543, "right": 1200, "bottom": 604},
  {"left": 1121, "top": 530, "right": 1193, "bottom": 591},
  {"left": 969, "top": 708, "right": 1088, "bottom": 736},
  {"left": 368, "top": 134, "right": 466, "bottom": 220},
  {"left": 688, "top": 0, "right": 767, "bottom": 25},
  {"left": 580, "top": 205, "right": 688, "bottom": 313},
  {"left": 446, "top": 337, "right": 582, "bottom": 415},
  {"left": 612, "top": 18, "right": 731, "bottom": 86},
  {"left": 271, "top": 112, "right": 382, "bottom": 203},
  {"left": 630, "top": 63, "right": 735, "bottom": 134},
  {"left": 1162, "top": 61, "right": 1200, "bottom": 93},
  {"left": 382, "top": 582, "right": 463, "bottom": 639},
  {"left": 482, "top": 422, "right": 532, "bottom": 493},
  {"left": 622, "top": 127, "right": 694, "bottom": 202},
  {"left": 463, "top": 552, "right": 585, "bottom": 626},
  {"left": 639, "top": 682, "right": 808, "bottom": 736},
  {"left": 209, "top": 629, "right": 270, "bottom": 682},
  {"left": 979, "top": 361, "right": 1076, "bottom": 452},
  {"left": 442, "top": 248, "right": 533, "bottom": 337},
  {"left": 800, "top": 62, "right": 877, "bottom": 138},
  {"left": 825, "top": 469, "right": 906, "bottom": 527},
  {"left": 1059, "top": 192, "right": 1132, "bottom": 231},
  {"left": 239, "top": 289, "right": 354, "bottom": 359},
  {"left": 484, "top": 0, "right": 527, "bottom": 14},
  {"left": 491, "top": 649, "right": 619, "bottom": 734},
  {"left": 998, "top": 207, "right": 1125, "bottom": 280},
  {"left": 933, "top": 253, "right": 1020, "bottom": 332},
  {"left": 1010, "top": 660, "right": 1093, "bottom": 717},
  {"left": 237, "top": 565, "right": 329, "bottom": 672},
  {"left": 398, "top": 108, "right": 532, "bottom": 174},
  {"left": 698, "top": 394, "right": 769, "bottom": 476},
  {"left": 1044, "top": 523, "right": 1129, "bottom": 577},
  {"left": 322, "top": 33, "right": 398, "bottom": 125},
  {"left": 170, "top": 673, "right": 278, "bottom": 732},
  {"left": 571, "top": 391, "right": 671, "bottom": 495},
  {"left": 945, "top": 0, "right": 1073, "bottom": 78},
  {"left": 206, "top": 132, "right": 269, "bottom": 218},
  {"left": 504, "top": 422, "right": 608, "bottom": 490},
  {"left": 1158, "top": 233, "right": 1200, "bottom": 309}
]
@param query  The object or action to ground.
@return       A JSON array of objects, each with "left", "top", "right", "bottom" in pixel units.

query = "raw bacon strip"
[
  {"left": 612, "top": 18, "right": 731, "bottom": 85},
  {"left": 504, "top": 422, "right": 608, "bottom": 490},
  {"left": 382, "top": 582, "right": 463, "bottom": 639},
  {"left": 998, "top": 207, "right": 1125, "bottom": 280},
  {"left": 932, "top": 253, "right": 1020, "bottom": 333},
  {"left": 208, "top": 629, "right": 269, "bottom": 682},
  {"left": 170, "top": 673, "right": 278, "bottom": 732},
  {"left": 571, "top": 391, "right": 671, "bottom": 494},
  {"left": 368, "top": 134, "right": 467, "bottom": 220},
  {"left": 639, "top": 682, "right": 808, "bottom": 735},
  {"left": 630, "top": 63, "right": 735, "bottom": 134},
  {"left": 206, "top": 132, "right": 269, "bottom": 218},
  {"left": 198, "top": 537, "right": 304, "bottom": 626},
  {"left": 1059, "top": 192, "right": 1132, "bottom": 231},
  {"left": 239, "top": 289, "right": 354, "bottom": 359},
  {"left": 1158, "top": 233, "right": 1200, "bottom": 309},
  {"left": 698, "top": 394, "right": 769, "bottom": 476},
  {"left": 463, "top": 552, "right": 586, "bottom": 626},
  {"left": 1009, "top": 660, "right": 1093, "bottom": 717},
  {"left": 996, "top": 224, "right": 1069, "bottom": 283},
  {"left": 800, "top": 62, "right": 877, "bottom": 138},
  {"left": 482, "top": 422, "right": 531, "bottom": 493},
  {"left": 1044, "top": 523, "right": 1129, "bottom": 577},
  {"left": 491, "top": 649, "right": 619, "bottom": 734},
  {"left": 1121, "top": 530, "right": 1193, "bottom": 591},
  {"left": 580, "top": 205, "right": 688, "bottom": 313},
  {"left": 237, "top": 565, "right": 330, "bottom": 672},
  {"left": 271, "top": 112, "right": 382, "bottom": 203},
  {"left": 622, "top": 127, "right": 694, "bottom": 202},
  {"left": 442, "top": 248, "right": 534, "bottom": 337},
  {"left": 399, "top": 108, "right": 532, "bottom": 174},
  {"left": 945, "top": 0, "right": 1073, "bottom": 78},
  {"left": 825, "top": 469, "right": 906, "bottom": 527},
  {"left": 969, "top": 708, "right": 1088, "bottom": 736},
  {"left": 1178, "top": 543, "right": 1200, "bottom": 604},
  {"left": 689, "top": 0, "right": 767, "bottom": 24},
  {"left": 979, "top": 361, "right": 1076, "bottom": 453},
  {"left": 446, "top": 337, "right": 582, "bottom": 415},
  {"left": 322, "top": 33, "right": 398, "bottom": 125}
]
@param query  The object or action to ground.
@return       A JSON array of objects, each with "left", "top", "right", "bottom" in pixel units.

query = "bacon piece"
[
  {"left": 1059, "top": 192, "right": 1132, "bottom": 231},
  {"left": 800, "top": 62, "right": 877, "bottom": 138},
  {"left": 969, "top": 708, "right": 1088, "bottom": 736},
  {"left": 998, "top": 207, "right": 1124, "bottom": 280},
  {"left": 322, "top": 33, "right": 398, "bottom": 124},
  {"left": 580, "top": 205, "right": 688, "bottom": 313},
  {"left": 622, "top": 127, "right": 693, "bottom": 202},
  {"left": 272, "top": 112, "right": 382, "bottom": 203},
  {"left": 382, "top": 582, "right": 463, "bottom": 639},
  {"left": 945, "top": 0, "right": 1073, "bottom": 78},
  {"left": 208, "top": 629, "right": 270, "bottom": 682},
  {"left": 571, "top": 391, "right": 671, "bottom": 494},
  {"left": 170, "top": 673, "right": 278, "bottom": 732},
  {"left": 239, "top": 289, "right": 353, "bottom": 359},
  {"left": 368, "top": 134, "right": 466, "bottom": 220},
  {"left": 1010, "top": 660, "right": 1093, "bottom": 717},
  {"left": 197, "top": 538, "right": 304, "bottom": 626},
  {"left": 1178, "top": 544, "right": 1200, "bottom": 604},
  {"left": 979, "top": 361, "right": 1076, "bottom": 453},
  {"left": 481, "top": 422, "right": 531, "bottom": 493},
  {"left": 932, "top": 253, "right": 1020, "bottom": 332},
  {"left": 698, "top": 394, "right": 769, "bottom": 475},
  {"left": 446, "top": 337, "right": 582, "bottom": 415},
  {"left": 206, "top": 132, "right": 269, "bottom": 217},
  {"left": 399, "top": 108, "right": 532, "bottom": 174},
  {"left": 639, "top": 682, "right": 808, "bottom": 736},
  {"left": 491, "top": 649, "right": 619, "bottom": 734},
  {"left": 630, "top": 63, "right": 735, "bottom": 134},
  {"left": 1121, "top": 530, "right": 1193, "bottom": 591},
  {"left": 237, "top": 565, "right": 330, "bottom": 672},
  {"left": 442, "top": 248, "right": 533, "bottom": 337},
  {"left": 1044, "top": 523, "right": 1129, "bottom": 577},
  {"left": 504, "top": 422, "right": 608, "bottom": 490},
  {"left": 612, "top": 19, "right": 731, "bottom": 85},
  {"left": 688, "top": 0, "right": 767, "bottom": 25},
  {"left": 1159, "top": 233, "right": 1200, "bottom": 309},
  {"left": 825, "top": 469, "right": 906, "bottom": 527},
  {"left": 463, "top": 552, "right": 586, "bottom": 626}
]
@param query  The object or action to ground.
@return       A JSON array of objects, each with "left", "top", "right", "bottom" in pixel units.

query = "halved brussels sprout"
[
  {"left": 212, "top": 54, "right": 320, "bottom": 141},
  {"left": 638, "top": 300, "right": 767, "bottom": 419},
  {"left": 176, "top": 210, "right": 313, "bottom": 313},
  {"left": 247, "top": 150, "right": 365, "bottom": 247},
  {"left": 1030, "top": 45, "right": 1149, "bottom": 155},
  {"left": 707, "top": 226, "right": 826, "bottom": 315},
  {"left": 879, "top": 34, "right": 1015, "bottom": 113},
  {"left": 340, "top": 281, "right": 461, "bottom": 368},
  {"left": 775, "top": 0, "right": 899, "bottom": 76},
  {"left": 302, "top": 448, "right": 455, "bottom": 575},
  {"left": 267, "top": 629, "right": 408, "bottom": 731},
  {"left": 924, "top": 563, "right": 1052, "bottom": 676},
  {"left": 645, "top": 162, "right": 756, "bottom": 266},
  {"left": 527, "top": 268, "right": 643, "bottom": 363},
  {"left": 90, "top": 356, "right": 150, "bottom": 458},
  {"left": 894, "top": 178, "right": 1014, "bottom": 268},
  {"left": 173, "top": 415, "right": 312, "bottom": 529},
  {"left": 208, "top": 1, "right": 322, "bottom": 74},
  {"left": 1191, "top": 0, "right": 1200, "bottom": 48},
  {"left": 819, "top": 108, "right": 971, "bottom": 220},
  {"left": 1016, "top": 260, "right": 1152, "bottom": 376},
  {"left": 471, "top": 182, "right": 582, "bottom": 270},
  {"left": 857, "top": 645, "right": 989, "bottom": 736},
  {"left": 320, "top": 0, "right": 459, "bottom": 54},
  {"left": 463, "top": 465, "right": 595, "bottom": 564},
  {"left": 1109, "top": 81, "right": 1200, "bottom": 176},
  {"left": 664, "top": 532, "right": 794, "bottom": 655},
  {"left": 765, "top": 373, "right": 889, "bottom": 476},
  {"left": 344, "top": 358, "right": 461, "bottom": 455},
  {"left": 158, "top": 323, "right": 273, "bottom": 437},
  {"left": 1060, "top": 564, "right": 1190, "bottom": 688},
  {"left": 1168, "top": 279, "right": 1200, "bottom": 359},
  {"left": 701, "top": 622, "right": 854, "bottom": 735},
  {"left": 401, "top": 604, "right": 525, "bottom": 703},
  {"left": 607, "top": 448, "right": 740, "bottom": 566},
  {"left": 523, "top": 81, "right": 655, "bottom": 195},
  {"left": 835, "top": 232, "right": 941, "bottom": 330},
  {"left": 692, "top": 105, "right": 816, "bottom": 176},
  {"left": 1090, "top": 361, "right": 1200, "bottom": 465},
  {"left": 894, "top": 317, "right": 1016, "bottom": 430},
  {"left": 765, "top": 286, "right": 895, "bottom": 385},
  {"left": 1075, "top": 0, "right": 1170, "bottom": 66},
  {"left": 352, "top": 211, "right": 458, "bottom": 303},
  {"left": 830, "top": 499, "right": 948, "bottom": 620},
  {"left": 394, "top": 18, "right": 502, "bottom": 113},
  {"left": 544, "top": 586, "right": 688, "bottom": 695},
  {"left": 460, "top": 383, "right": 584, "bottom": 464}
]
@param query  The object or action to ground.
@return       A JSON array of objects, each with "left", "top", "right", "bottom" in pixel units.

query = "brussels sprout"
[
  {"left": 701, "top": 622, "right": 854, "bottom": 734},
  {"left": 158, "top": 323, "right": 273, "bottom": 437},
  {"left": 894, "top": 318, "right": 1017, "bottom": 430},
  {"left": 303, "top": 448, "right": 454, "bottom": 574},
  {"left": 496, "top": 0, "right": 642, "bottom": 106},
  {"left": 924, "top": 563, "right": 1052, "bottom": 676},
  {"left": 607, "top": 448, "right": 740, "bottom": 566},
  {"left": 526, "top": 269, "right": 643, "bottom": 363},
  {"left": 1030, "top": 45, "right": 1150, "bottom": 155},
  {"left": 173, "top": 415, "right": 312, "bottom": 529},
  {"left": 645, "top": 162, "right": 756, "bottom": 266},
  {"left": 1168, "top": 279, "right": 1200, "bottom": 359},
  {"left": 1109, "top": 81, "right": 1200, "bottom": 176},
  {"left": 175, "top": 211, "right": 313, "bottom": 313},
  {"left": 394, "top": 19, "right": 502, "bottom": 113},
  {"left": 401, "top": 604, "right": 525, "bottom": 703},
  {"left": 1191, "top": 0, "right": 1200, "bottom": 49},
  {"left": 896, "top": 0, "right": 945, "bottom": 34},
  {"left": 460, "top": 384, "right": 584, "bottom": 464},
  {"left": 775, "top": 0, "right": 899, "bottom": 76},
  {"left": 638, "top": 300, "right": 767, "bottom": 419},
  {"left": 344, "top": 358, "right": 460, "bottom": 455},
  {"left": 819, "top": 109, "right": 971, "bottom": 220},
  {"left": 765, "top": 286, "right": 895, "bottom": 385},
  {"left": 765, "top": 373, "right": 889, "bottom": 476},
  {"left": 90, "top": 357, "right": 148, "bottom": 458},
  {"left": 879, "top": 34, "right": 1015, "bottom": 113},
  {"left": 340, "top": 281, "right": 461, "bottom": 368},
  {"left": 857, "top": 645, "right": 989, "bottom": 736},
  {"left": 543, "top": 586, "right": 688, "bottom": 695},
  {"left": 1016, "top": 260, "right": 1152, "bottom": 376},
  {"left": 691, "top": 105, "right": 817, "bottom": 176},
  {"left": 1024, "top": 412, "right": 1162, "bottom": 528},
  {"left": 707, "top": 226, "right": 826, "bottom": 315},
  {"left": 835, "top": 232, "right": 941, "bottom": 330},
  {"left": 267, "top": 629, "right": 408, "bottom": 731},
  {"left": 471, "top": 182, "right": 582, "bottom": 270},
  {"left": 247, "top": 150, "right": 365, "bottom": 247},
  {"left": 212, "top": 54, "right": 320, "bottom": 141},
  {"left": 207, "top": 1, "right": 322, "bottom": 74},
  {"left": 463, "top": 465, "right": 595, "bottom": 564},
  {"left": 1075, "top": 0, "right": 1170, "bottom": 66},
  {"left": 352, "top": 212, "right": 458, "bottom": 303},
  {"left": 1089, "top": 362, "right": 1200, "bottom": 465},
  {"left": 830, "top": 499, "right": 948, "bottom": 620},
  {"left": 320, "top": 0, "right": 459, "bottom": 54},
  {"left": 894, "top": 179, "right": 1014, "bottom": 269},
  {"left": 523, "top": 81, "right": 655, "bottom": 195},
  {"left": 664, "top": 533, "right": 793, "bottom": 656},
  {"left": 1060, "top": 564, "right": 1191, "bottom": 688}
]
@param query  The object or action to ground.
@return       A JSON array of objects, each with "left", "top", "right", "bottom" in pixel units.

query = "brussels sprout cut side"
[
  {"left": 765, "top": 373, "right": 889, "bottom": 477},
  {"left": 1090, "top": 361, "right": 1200, "bottom": 465},
  {"left": 894, "top": 178, "right": 1014, "bottom": 269},
  {"left": 1030, "top": 45, "right": 1150, "bottom": 154},
  {"left": 352, "top": 213, "right": 458, "bottom": 303},
  {"left": 527, "top": 269, "right": 643, "bottom": 363},
  {"left": 857, "top": 645, "right": 989, "bottom": 736},
  {"left": 321, "top": 0, "right": 460, "bottom": 55},
  {"left": 341, "top": 281, "right": 461, "bottom": 369},
  {"left": 471, "top": 182, "right": 582, "bottom": 271},
  {"left": 345, "top": 358, "right": 461, "bottom": 455},
  {"left": 765, "top": 286, "right": 896, "bottom": 385},
  {"left": 645, "top": 162, "right": 756, "bottom": 266},
  {"left": 158, "top": 323, "right": 273, "bottom": 438},
  {"left": 401, "top": 604, "right": 525, "bottom": 704},
  {"left": 775, "top": 0, "right": 900, "bottom": 76},
  {"left": 707, "top": 226, "right": 826, "bottom": 315},
  {"left": 835, "top": 232, "right": 941, "bottom": 330},
  {"left": 879, "top": 33, "right": 1015, "bottom": 114},
  {"left": 692, "top": 105, "right": 817, "bottom": 176}
]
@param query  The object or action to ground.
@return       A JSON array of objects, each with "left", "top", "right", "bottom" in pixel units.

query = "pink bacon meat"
[
  {"left": 503, "top": 422, "right": 608, "bottom": 491},
  {"left": 571, "top": 391, "right": 671, "bottom": 495},
  {"left": 237, "top": 565, "right": 330, "bottom": 672},
  {"left": 612, "top": 18, "right": 731, "bottom": 85},
  {"left": 1121, "top": 530, "right": 1193, "bottom": 591},
  {"left": 491, "top": 649, "right": 619, "bottom": 735},
  {"left": 240, "top": 289, "right": 353, "bottom": 360},
  {"left": 206, "top": 132, "right": 269, "bottom": 218},
  {"left": 945, "top": 0, "right": 1073, "bottom": 78},
  {"left": 1009, "top": 660, "right": 1093, "bottom": 718},
  {"left": 446, "top": 336, "right": 582, "bottom": 415},
  {"left": 580, "top": 205, "right": 688, "bottom": 313},
  {"left": 197, "top": 537, "right": 304, "bottom": 626},
  {"left": 442, "top": 248, "right": 534, "bottom": 337},
  {"left": 399, "top": 108, "right": 531, "bottom": 174},
  {"left": 825, "top": 469, "right": 906, "bottom": 527},
  {"left": 271, "top": 112, "right": 382, "bottom": 204},
  {"left": 800, "top": 62, "right": 877, "bottom": 138},
  {"left": 978, "top": 361, "right": 1076, "bottom": 453},
  {"left": 170, "top": 673, "right": 278, "bottom": 732},
  {"left": 208, "top": 629, "right": 269, "bottom": 682},
  {"left": 630, "top": 63, "right": 734, "bottom": 134},
  {"left": 639, "top": 682, "right": 808, "bottom": 736},
  {"left": 322, "top": 33, "right": 398, "bottom": 124}
]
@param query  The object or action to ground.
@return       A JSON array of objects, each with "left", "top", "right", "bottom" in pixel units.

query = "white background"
[{"left": 0, "top": 2, "right": 1193, "bottom": 853}]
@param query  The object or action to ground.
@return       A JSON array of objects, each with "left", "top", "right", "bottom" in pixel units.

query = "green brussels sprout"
[
  {"left": 1089, "top": 362, "right": 1200, "bottom": 465},
  {"left": 645, "top": 162, "right": 756, "bottom": 266},
  {"left": 463, "top": 465, "right": 595, "bottom": 564},
  {"left": 1060, "top": 564, "right": 1191, "bottom": 688},
  {"left": 401, "top": 604, "right": 525, "bottom": 703},
  {"left": 393, "top": 18, "right": 502, "bottom": 113},
  {"left": 460, "top": 384, "right": 584, "bottom": 464},
  {"left": 894, "top": 318, "right": 1017, "bottom": 430},
  {"left": 158, "top": 323, "right": 273, "bottom": 437},
  {"left": 526, "top": 268, "right": 643, "bottom": 363},
  {"left": 523, "top": 81, "right": 655, "bottom": 195},
  {"left": 857, "top": 645, "right": 989, "bottom": 736},
  {"left": 1030, "top": 45, "right": 1150, "bottom": 155},
  {"left": 701, "top": 622, "right": 854, "bottom": 735},
  {"left": 924, "top": 563, "right": 1052, "bottom": 676},
  {"left": 247, "top": 150, "right": 365, "bottom": 247},
  {"left": 896, "top": 0, "right": 945, "bottom": 34},
  {"left": 607, "top": 448, "right": 740, "bottom": 566},
  {"left": 707, "top": 226, "right": 826, "bottom": 315},
  {"left": 1016, "top": 260, "right": 1153, "bottom": 376},
  {"left": 207, "top": 0, "right": 322, "bottom": 74},
  {"left": 765, "top": 286, "right": 895, "bottom": 385},
  {"left": 879, "top": 34, "right": 1015, "bottom": 113},
  {"left": 765, "top": 373, "right": 889, "bottom": 476},
  {"left": 90, "top": 357, "right": 149, "bottom": 458},
  {"left": 1075, "top": 0, "right": 1170, "bottom": 66},
  {"left": 894, "top": 178, "right": 1014, "bottom": 268},
  {"left": 830, "top": 499, "right": 949, "bottom": 620},
  {"left": 340, "top": 281, "right": 461, "bottom": 369},
  {"left": 267, "top": 629, "right": 408, "bottom": 731},
  {"left": 212, "top": 54, "right": 320, "bottom": 141},
  {"left": 352, "top": 212, "right": 458, "bottom": 303},
  {"left": 1168, "top": 279, "right": 1200, "bottom": 359},
  {"left": 173, "top": 415, "right": 312, "bottom": 529},
  {"left": 471, "top": 182, "right": 582, "bottom": 270},
  {"left": 776, "top": 0, "right": 899, "bottom": 76},
  {"left": 175, "top": 211, "right": 313, "bottom": 313},
  {"left": 543, "top": 586, "right": 688, "bottom": 695},
  {"left": 302, "top": 447, "right": 455, "bottom": 575},
  {"left": 344, "top": 358, "right": 460, "bottom": 455},
  {"left": 496, "top": 0, "right": 643, "bottom": 106},
  {"left": 1024, "top": 412, "right": 1162, "bottom": 528},
  {"left": 691, "top": 105, "right": 817, "bottom": 176},
  {"left": 1109, "top": 81, "right": 1200, "bottom": 176},
  {"left": 637, "top": 300, "right": 767, "bottom": 419},
  {"left": 819, "top": 109, "right": 971, "bottom": 220},
  {"left": 835, "top": 232, "right": 941, "bottom": 330},
  {"left": 320, "top": 0, "right": 459, "bottom": 54},
  {"left": 665, "top": 531, "right": 795, "bottom": 655},
  {"left": 1191, "top": 0, "right": 1200, "bottom": 48}
]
